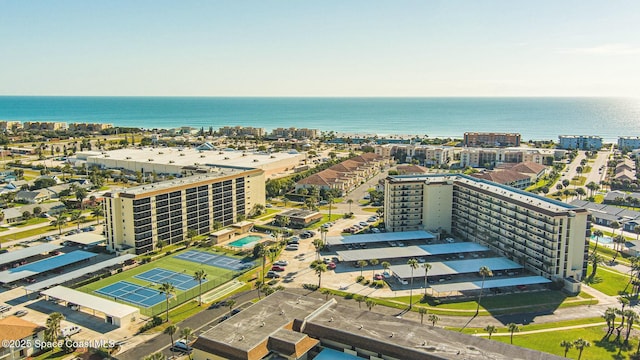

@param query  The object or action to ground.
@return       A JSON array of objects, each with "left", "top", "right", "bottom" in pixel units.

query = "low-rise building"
[
  {"left": 0, "top": 121, "right": 22, "bottom": 133},
  {"left": 0, "top": 316, "right": 45, "bottom": 360},
  {"left": 218, "top": 126, "right": 265, "bottom": 138},
  {"left": 558, "top": 135, "right": 603, "bottom": 150},
  {"left": 270, "top": 127, "right": 319, "bottom": 139},
  {"left": 618, "top": 136, "right": 640, "bottom": 151},
  {"left": 68, "top": 122, "right": 113, "bottom": 132},
  {"left": 374, "top": 144, "right": 455, "bottom": 166},
  {"left": 22, "top": 121, "right": 67, "bottom": 131},
  {"left": 275, "top": 209, "right": 323, "bottom": 228}
]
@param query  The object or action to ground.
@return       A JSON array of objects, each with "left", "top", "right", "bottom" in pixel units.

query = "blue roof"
[
  {"left": 314, "top": 348, "right": 363, "bottom": 360},
  {"left": 0, "top": 250, "right": 97, "bottom": 283}
]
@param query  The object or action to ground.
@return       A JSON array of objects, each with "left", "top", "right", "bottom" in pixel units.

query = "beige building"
[
  {"left": 384, "top": 174, "right": 589, "bottom": 280},
  {"left": 0, "top": 316, "right": 45, "bottom": 360},
  {"left": 104, "top": 169, "right": 265, "bottom": 255},
  {"left": 375, "top": 144, "right": 455, "bottom": 166},
  {"left": 68, "top": 122, "right": 113, "bottom": 132},
  {"left": 463, "top": 132, "right": 521, "bottom": 147},
  {"left": 22, "top": 121, "right": 67, "bottom": 131},
  {"left": 296, "top": 153, "right": 388, "bottom": 194},
  {"left": 270, "top": 127, "right": 319, "bottom": 139},
  {"left": 218, "top": 126, "right": 265, "bottom": 138},
  {"left": 0, "top": 121, "right": 22, "bottom": 132},
  {"left": 460, "top": 147, "right": 560, "bottom": 168}
]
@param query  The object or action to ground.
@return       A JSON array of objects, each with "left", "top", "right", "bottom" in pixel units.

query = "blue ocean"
[{"left": 0, "top": 97, "right": 639, "bottom": 142}]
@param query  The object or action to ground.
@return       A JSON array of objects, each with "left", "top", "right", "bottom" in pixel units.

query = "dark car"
[
  {"left": 266, "top": 271, "right": 281, "bottom": 279},
  {"left": 208, "top": 301, "right": 227, "bottom": 309}
]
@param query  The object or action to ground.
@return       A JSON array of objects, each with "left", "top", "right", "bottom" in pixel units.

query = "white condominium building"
[
  {"left": 104, "top": 169, "right": 265, "bottom": 255},
  {"left": 384, "top": 174, "right": 589, "bottom": 280}
]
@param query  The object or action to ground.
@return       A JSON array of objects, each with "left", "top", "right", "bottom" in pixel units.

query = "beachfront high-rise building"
[
  {"left": 68, "top": 122, "right": 113, "bottom": 132},
  {"left": 0, "top": 121, "right": 22, "bottom": 133},
  {"left": 270, "top": 127, "right": 319, "bottom": 139},
  {"left": 22, "top": 121, "right": 67, "bottom": 131},
  {"left": 384, "top": 174, "right": 589, "bottom": 280},
  {"left": 103, "top": 169, "right": 265, "bottom": 255},
  {"left": 463, "top": 132, "right": 521, "bottom": 147},
  {"left": 558, "top": 135, "right": 603, "bottom": 150},
  {"left": 618, "top": 136, "right": 640, "bottom": 151},
  {"left": 218, "top": 126, "right": 265, "bottom": 138},
  {"left": 374, "top": 144, "right": 455, "bottom": 166}
]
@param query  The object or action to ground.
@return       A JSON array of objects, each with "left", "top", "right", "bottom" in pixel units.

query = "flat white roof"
[
  {"left": 392, "top": 257, "right": 521, "bottom": 279},
  {"left": 0, "top": 244, "right": 62, "bottom": 265},
  {"left": 326, "top": 230, "right": 435, "bottom": 246},
  {"left": 430, "top": 276, "right": 552, "bottom": 294},
  {"left": 25, "top": 254, "right": 136, "bottom": 292},
  {"left": 62, "top": 232, "right": 106, "bottom": 245},
  {"left": 42, "top": 286, "right": 139, "bottom": 318},
  {"left": 336, "top": 242, "right": 490, "bottom": 262}
]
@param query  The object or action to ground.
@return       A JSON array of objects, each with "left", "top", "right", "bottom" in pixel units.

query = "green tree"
[
  {"left": 484, "top": 325, "right": 497, "bottom": 339},
  {"left": 355, "top": 295, "right": 365, "bottom": 309},
  {"left": 625, "top": 310, "right": 639, "bottom": 343},
  {"left": 313, "top": 238, "right": 324, "bottom": 259},
  {"left": 603, "top": 307, "right": 617, "bottom": 336},
  {"left": 418, "top": 307, "right": 427, "bottom": 325},
  {"left": 75, "top": 187, "right": 88, "bottom": 209},
  {"left": 69, "top": 211, "right": 84, "bottom": 229},
  {"left": 381, "top": 261, "right": 391, "bottom": 275},
  {"left": 476, "top": 266, "right": 493, "bottom": 315},
  {"left": 91, "top": 206, "right": 104, "bottom": 225},
  {"left": 428, "top": 314, "right": 439, "bottom": 327},
  {"left": 588, "top": 253, "right": 603, "bottom": 278},
  {"left": 180, "top": 327, "right": 194, "bottom": 359},
  {"left": 45, "top": 312, "right": 65, "bottom": 342},
  {"left": 164, "top": 324, "right": 179, "bottom": 350},
  {"left": 422, "top": 263, "right": 432, "bottom": 297},
  {"left": 314, "top": 262, "right": 328, "bottom": 288},
  {"left": 194, "top": 269, "right": 207, "bottom": 306},
  {"left": 156, "top": 239, "right": 166, "bottom": 251},
  {"left": 573, "top": 338, "right": 590, "bottom": 360},
  {"left": 357, "top": 260, "right": 368, "bottom": 278},
  {"left": 50, "top": 214, "right": 68, "bottom": 235},
  {"left": 159, "top": 282, "right": 176, "bottom": 322},
  {"left": 635, "top": 226, "right": 640, "bottom": 242},
  {"left": 407, "top": 258, "right": 419, "bottom": 309},
  {"left": 369, "top": 258, "right": 379, "bottom": 279},
  {"left": 347, "top": 199, "right": 354, "bottom": 213},
  {"left": 143, "top": 352, "right": 166, "bottom": 360},
  {"left": 186, "top": 229, "right": 197, "bottom": 247},
  {"left": 560, "top": 340, "right": 573, "bottom": 358},
  {"left": 507, "top": 323, "right": 519, "bottom": 344},
  {"left": 365, "top": 298, "right": 376, "bottom": 311},
  {"left": 592, "top": 229, "right": 604, "bottom": 252}
]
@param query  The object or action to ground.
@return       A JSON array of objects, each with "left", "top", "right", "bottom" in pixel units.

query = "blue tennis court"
[
  {"left": 95, "top": 281, "right": 165, "bottom": 308},
  {"left": 174, "top": 250, "right": 254, "bottom": 271},
  {"left": 134, "top": 268, "right": 203, "bottom": 291}
]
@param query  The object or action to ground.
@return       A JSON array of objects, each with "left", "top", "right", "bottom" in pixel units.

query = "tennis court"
[
  {"left": 174, "top": 250, "right": 254, "bottom": 271},
  {"left": 134, "top": 268, "right": 203, "bottom": 291},
  {"left": 95, "top": 281, "right": 166, "bottom": 308}
]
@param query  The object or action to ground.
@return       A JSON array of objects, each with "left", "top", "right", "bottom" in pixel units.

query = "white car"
[
  {"left": 285, "top": 244, "right": 299, "bottom": 251},
  {"left": 274, "top": 260, "right": 289, "bottom": 266},
  {"left": 61, "top": 326, "right": 81, "bottom": 337}
]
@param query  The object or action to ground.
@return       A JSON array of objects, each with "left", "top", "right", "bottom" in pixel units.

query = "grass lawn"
[
  {"left": 252, "top": 208, "right": 280, "bottom": 221},
  {"left": 583, "top": 165, "right": 592, "bottom": 174},
  {"left": 594, "top": 194, "right": 604, "bottom": 203},
  {"left": 362, "top": 207, "right": 381, "bottom": 213},
  {"left": 14, "top": 217, "right": 50, "bottom": 227},
  {"left": 456, "top": 317, "right": 606, "bottom": 335},
  {"left": 570, "top": 176, "right": 587, "bottom": 186},
  {"left": 585, "top": 265, "right": 631, "bottom": 296},
  {"left": 307, "top": 214, "right": 344, "bottom": 229},
  {"left": 490, "top": 325, "right": 640, "bottom": 359}
]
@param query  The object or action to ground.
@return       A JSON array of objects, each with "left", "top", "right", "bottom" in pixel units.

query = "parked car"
[
  {"left": 373, "top": 274, "right": 384, "bottom": 280},
  {"left": 358, "top": 222, "right": 368, "bottom": 227},
  {"left": 274, "top": 260, "right": 289, "bottom": 266},
  {"left": 208, "top": 301, "right": 227, "bottom": 309},
  {"left": 327, "top": 262, "right": 336, "bottom": 270},
  {"left": 61, "top": 326, "right": 81, "bottom": 337},
  {"left": 271, "top": 265, "right": 286, "bottom": 272},
  {"left": 285, "top": 244, "right": 299, "bottom": 251},
  {"left": 266, "top": 271, "right": 281, "bottom": 279},
  {"left": 13, "top": 310, "right": 28, "bottom": 317},
  {"left": 172, "top": 339, "right": 193, "bottom": 353}
]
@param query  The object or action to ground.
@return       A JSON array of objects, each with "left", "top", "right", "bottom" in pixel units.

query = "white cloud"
[{"left": 560, "top": 43, "right": 640, "bottom": 55}]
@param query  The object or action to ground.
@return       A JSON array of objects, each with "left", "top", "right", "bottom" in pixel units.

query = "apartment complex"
[
  {"left": 0, "top": 121, "right": 22, "bottom": 132},
  {"left": 384, "top": 174, "right": 589, "bottom": 280},
  {"left": 375, "top": 144, "right": 455, "bottom": 166},
  {"left": 459, "top": 147, "right": 561, "bottom": 168},
  {"left": 558, "top": 135, "right": 603, "bottom": 150},
  {"left": 68, "top": 122, "right": 113, "bottom": 132},
  {"left": 463, "top": 132, "right": 521, "bottom": 147},
  {"left": 103, "top": 169, "right": 265, "bottom": 255},
  {"left": 22, "top": 121, "right": 67, "bottom": 131},
  {"left": 270, "top": 127, "right": 319, "bottom": 139},
  {"left": 218, "top": 126, "right": 265, "bottom": 138},
  {"left": 618, "top": 136, "right": 640, "bottom": 151}
]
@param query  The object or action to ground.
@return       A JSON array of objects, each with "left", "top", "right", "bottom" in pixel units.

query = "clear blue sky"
[{"left": 1, "top": 0, "right": 639, "bottom": 96}]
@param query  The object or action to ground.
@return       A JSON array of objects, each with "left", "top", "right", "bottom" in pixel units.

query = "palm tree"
[
  {"left": 507, "top": 323, "right": 519, "bottom": 344},
  {"left": 560, "top": 340, "right": 573, "bottom": 358},
  {"left": 365, "top": 298, "right": 376, "bottom": 311},
  {"left": 418, "top": 307, "right": 428, "bottom": 325},
  {"left": 45, "top": 312, "right": 65, "bottom": 341},
  {"left": 186, "top": 229, "right": 197, "bottom": 247},
  {"left": 254, "top": 279, "right": 264, "bottom": 300},
  {"left": 315, "top": 262, "right": 328, "bottom": 288},
  {"left": 355, "top": 295, "right": 365, "bottom": 309},
  {"left": 476, "top": 266, "right": 493, "bottom": 315},
  {"left": 370, "top": 259, "right": 379, "bottom": 279},
  {"left": 69, "top": 211, "right": 84, "bottom": 230},
  {"left": 484, "top": 325, "right": 497, "bottom": 339},
  {"left": 357, "top": 260, "right": 368, "bottom": 278},
  {"left": 588, "top": 253, "right": 603, "bottom": 278},
  {"left": 159, "top": 282, "right": 176, "bottom": 322},
  {"left": 407, "top": 258, "right": 419, "bottom": 309},
  {"left": 603, "top": 307, "right": 617, "bottom": 335},
  {"left": 164, "top": 324, "right": 179, "bottom": 349},
  {"left": 227, "top": 299, "right": 236, "bottom": 315},
  {"left": 573, "top": 338, "right": 590, "bottom": 360},
  {"left": 50, "top": 214, "right": 68, "bottom": 235},
  {"left": 347, "top": 199, "right": 354, "bottom": 213},
  {"left": 625, "top": 310, "right": 638, "bottom": 343},
  {"left": 611, "top": 220, "right": 621, "bottom": 238},
  {"left": 422, "top": 263, "right": 432, "bottom": 297},
  {"left": 428, "top": 314, "right": 439, "bottom": 327},
  {"left": 327, "top": 195, "right": 334, "bottom": 221},
  {"left": 257, "top": 244, "right": 269, "bottom": 282},
  {"left": 592, "top": 229, "right": 603, "bottom": 252},
  {"left": 181, "top": 327, "right": 194, "bottom": 357},
  {"left": 91, "top": 206, "right": 104, "bottom": 225},
  {"left": 313, "top": 238, "right": 324, "bottom": 259},
  {"left": 193, "top": 269, "right": 207, "bottom": 306},
  {"left": 614, "top": 234, "right": 626, "bottom": 259},
  {"left": 381, "top": 261, "right": 391, "bottom": 276}
]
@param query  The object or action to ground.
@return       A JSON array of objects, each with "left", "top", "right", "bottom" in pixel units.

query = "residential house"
[
  {"left": 0, "top": 316, "right": 45, "bottom": 360},
  {"left": 470, "top": 169, "right": 531, "bottom": 189},
  {"left": 15, "top": 190, "right": 50, "bottom": 204}
]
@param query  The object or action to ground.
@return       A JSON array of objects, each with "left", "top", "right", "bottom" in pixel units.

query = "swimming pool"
[
  {"left": 590, "top": 235, "right": 613, "bottom": 244},
  {"left": 229, "top": 235, "right": 261, "bottom": 248}
]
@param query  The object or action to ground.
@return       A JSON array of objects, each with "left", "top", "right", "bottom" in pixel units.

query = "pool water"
[
  {"left": 590, "top": 235, "right": 613, "bottom": 244},
  {"left": 229, "top": 235, "right": 261, "bottom": 247}
]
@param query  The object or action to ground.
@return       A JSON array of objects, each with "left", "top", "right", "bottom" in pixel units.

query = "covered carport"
[
  {"left": 42, "top": 286, "right": 140, "bottom": 328},
  {"left": 62, "top": 232, "right": 106, "bottom": 247},
  {"left": 429, "top": 276, "right": 552, "bottom": 297}
]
